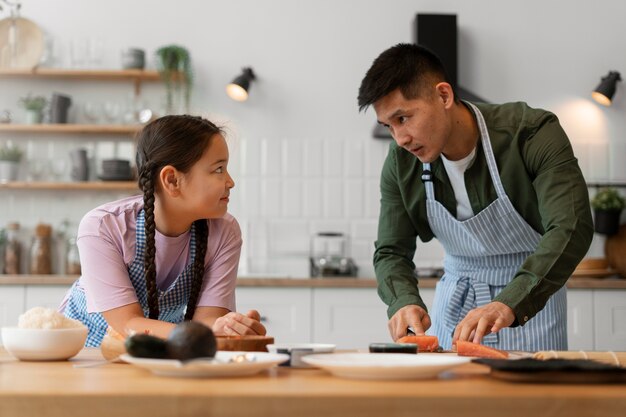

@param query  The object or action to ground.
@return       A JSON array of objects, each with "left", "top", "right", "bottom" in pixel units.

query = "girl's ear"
[{"left": 158, "top": 165, "right": 182, "bottom": 196}]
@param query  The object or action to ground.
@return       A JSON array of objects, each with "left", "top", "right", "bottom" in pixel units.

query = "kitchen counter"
[
  {"left": 1, "top": 275, "right": 625, "bottom": 289},
  {"left": 0, "top": 348, "right": 624, "bottom": 417}
]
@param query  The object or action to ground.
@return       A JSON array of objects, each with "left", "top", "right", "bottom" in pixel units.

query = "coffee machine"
[{"left": 309, "top": 232, "right": 358, "bottom": 277}]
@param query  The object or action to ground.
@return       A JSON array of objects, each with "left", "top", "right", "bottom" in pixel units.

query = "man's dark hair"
[{"left": 357, "top": 43, "right": 456, "bottom": 112}]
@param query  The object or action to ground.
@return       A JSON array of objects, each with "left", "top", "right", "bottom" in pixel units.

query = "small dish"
[
  {"left": 302, "top": 352, "right": 470, "bottom": 380},
  {"left": 120, "top": 351, "right": 289, "bottom": 378},
  {"left": 0, "top": 17, "right": 44, "bottom": 69},
  {"left": 1, "top": 326, "right": 87, "bottom": 361},
  {"left": 266, "top": 343, "right": 336, "bottom": 367}
]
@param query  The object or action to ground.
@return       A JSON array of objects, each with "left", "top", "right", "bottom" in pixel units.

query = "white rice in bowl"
[{"left": 18, "top": 307, "right": 85, "bottom": 329}]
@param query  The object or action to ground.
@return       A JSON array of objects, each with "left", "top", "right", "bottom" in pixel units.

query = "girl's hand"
[{"left": 212, "top": 310, "right": 267, "bottom": 336}]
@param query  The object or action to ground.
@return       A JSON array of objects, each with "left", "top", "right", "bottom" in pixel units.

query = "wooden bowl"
[{"left": 217, "top": 335, "right": 274, "bottom": 352}]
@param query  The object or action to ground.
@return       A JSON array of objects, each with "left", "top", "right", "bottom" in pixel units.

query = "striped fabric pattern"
[
  {"left": 65, "top": 209, "right": 198, "bottom": 347},
  {"left": 423, "top": 102, "right": 567, "bottom": 352}
]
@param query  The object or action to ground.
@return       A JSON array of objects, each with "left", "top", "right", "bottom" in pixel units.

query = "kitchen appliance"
[{"left": 309, "top": 232, "right": 358, "bottom": 277}]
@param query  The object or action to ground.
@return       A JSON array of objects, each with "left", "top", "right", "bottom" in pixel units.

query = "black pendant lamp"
[
  {"left": 226, "top": 67, "right": 256, "bottom": 102},
  {"left": 592, "top": 71, "right": 621, "bottom": 106}
]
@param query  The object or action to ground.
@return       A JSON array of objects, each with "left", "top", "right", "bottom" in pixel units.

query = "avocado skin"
[
  {"left": 166, "top": 321, "right": 217, "bottom": 360},
  {"left": 125, "top": 334, "right": 170, "bottom": 359}
]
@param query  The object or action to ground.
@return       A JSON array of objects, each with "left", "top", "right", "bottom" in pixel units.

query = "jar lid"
[
  {"left": 34, "top": 223, "right": 52, "bottom": 237},
  {"left": 7, "top": 222, "right": 20, "bottom": 230}
]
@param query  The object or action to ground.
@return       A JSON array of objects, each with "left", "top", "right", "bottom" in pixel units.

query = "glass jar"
[
  {"left": 30, "top": 223, "right": 53, "bottom": 274},
  {"left": 66, "top": 237, "right": 81, "bottom": 275},
  {"left": 3, "top": 222, "right": 21, "bottom": 274}
]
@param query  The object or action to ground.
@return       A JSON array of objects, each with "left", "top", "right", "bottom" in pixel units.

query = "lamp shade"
[
  {"left": 592, "top": 71, "right": 621, "bottom": 106},
  {"left": 226, "top": 67, "right": 256, "bottom": 102}
]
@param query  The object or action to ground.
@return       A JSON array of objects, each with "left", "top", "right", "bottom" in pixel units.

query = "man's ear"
[
  {"left": 435, "top": 82, "right": 455, "bottom": 108},
  {"left": 158, "top": 165, "right": 182, "bottom": 197}
]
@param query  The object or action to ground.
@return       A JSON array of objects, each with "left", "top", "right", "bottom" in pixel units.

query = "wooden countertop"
[
  {"left": 1, "top": 275, "right": 625, "bottom": 289},
  {"left": 0, "top": 348, "right": 624, "bottom": 417}
]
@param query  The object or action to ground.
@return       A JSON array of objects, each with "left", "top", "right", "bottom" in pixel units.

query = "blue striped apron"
[
  {"left": 64, "top": 210, "right": 197, "bottom": 346},
  {"left": 425, "top": 102, "right": 567, "bottom": 351}
]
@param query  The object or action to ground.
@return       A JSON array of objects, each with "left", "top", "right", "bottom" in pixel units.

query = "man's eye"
[{"left": 398, "top": 116, "right": 408, "bottom": 124}]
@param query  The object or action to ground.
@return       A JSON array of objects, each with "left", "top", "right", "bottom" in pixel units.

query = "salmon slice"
[
  {"left": 396, "top": 335, "right": 440, "bottom": 352},
  {"left": 455, "top": 340, "right": 509, "bottom": 359}
]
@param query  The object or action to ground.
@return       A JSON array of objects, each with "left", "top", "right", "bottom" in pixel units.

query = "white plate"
[
  {"left": 302, "top": 353, "right": 470, "bottom": 380},
  {"left": 0, "top": 17, "right": 44, "bottom": 69},
  {"left": 120, "top": 351, "right": 289, "bottom": 378}
]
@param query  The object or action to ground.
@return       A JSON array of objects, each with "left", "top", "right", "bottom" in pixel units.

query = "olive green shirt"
[{"left": 374, "top": 101, "right": 593, "bottom": 326}]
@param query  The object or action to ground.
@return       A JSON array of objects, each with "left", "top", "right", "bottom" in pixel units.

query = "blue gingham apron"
[
  {"left": 64, "top": 210, "right": 197, "bottom": 346},
  {"left": 425, "top": 102, "right": 567, "bottom": 351}
]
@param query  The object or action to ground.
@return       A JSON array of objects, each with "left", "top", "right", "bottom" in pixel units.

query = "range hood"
[{"left": 373, "top": 13, "right": 487, "bottom": 139}]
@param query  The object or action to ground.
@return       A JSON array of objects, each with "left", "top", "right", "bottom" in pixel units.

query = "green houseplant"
[
  {"left": 18, "top": 93, "right": 48, "bottom": 124},
  {"left": 0, "top": 141, "right": 23, "bottom": 182},
  {"left": 155, "top": 45, "right": 193, "bottom": 114},
  {"left": 591, "top": 187, "right": 625, "bottom": 235}
]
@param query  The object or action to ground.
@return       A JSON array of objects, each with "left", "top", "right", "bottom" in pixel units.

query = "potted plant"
[
  {"left": 0, "top": 141, "right": 23, "bottom": 182},
  {"left": 18, "top": 93, "right": 48, "bottom": 124},
  {"left": 155, "top": 45, "right": 193, "bottom": 114},
  {"left": 591, "top": 187, "right": 625, "bottom": 235}
]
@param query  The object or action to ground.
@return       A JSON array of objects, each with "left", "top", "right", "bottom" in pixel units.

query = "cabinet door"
[
  {"left": 0, "top": 286, "right": 25, "bottom": 343},
  {"left": 235, "top": 287, "right": 312, "bottom": 344},
  {"left": 567, "top": 289, "right": 594, "bottom": 350},
  {"left": 312, "top": 288, "right": 390, "bottom": 349},
  {"left": 594, "top": 290, "right": 626, "bottom": 350},
  {"left": 25, "top": 286, "right": 71, "bottom": 311}
]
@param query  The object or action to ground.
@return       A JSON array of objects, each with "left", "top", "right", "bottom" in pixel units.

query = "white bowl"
[
  {"left": 266, "top": 343, "right": 336, "bottom": 368},
  {"left": 1, "top": 326, "right": 87, "bottom": 361}
]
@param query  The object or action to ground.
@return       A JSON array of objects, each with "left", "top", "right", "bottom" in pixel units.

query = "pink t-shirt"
[{"left": 60, "top": 195, "right": 241, "bottom": 314}]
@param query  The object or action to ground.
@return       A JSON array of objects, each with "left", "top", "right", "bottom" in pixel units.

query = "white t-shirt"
[{"left": 441, "top": 147, "right": 477, "bottom": 221}]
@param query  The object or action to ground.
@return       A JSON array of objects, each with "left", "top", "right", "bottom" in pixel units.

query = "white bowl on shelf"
[{"left": 1, "top": 326, "right": 87, "bottom": 361}]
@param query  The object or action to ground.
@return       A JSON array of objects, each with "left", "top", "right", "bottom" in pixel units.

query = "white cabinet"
[
  {"left": 567, "top": 289, "right": 594, "bottom": 350},
  {"left": 0, "top": 286, "right": 25, "bottom": 343},
  {"left": 594, "top": 290, "right": 626, "bottom": 350},
  {"left": 311, "top": 288, "right": 436, "bottom": 349},
  {"left": 25, "top": 285, "right": 71, "bottom": 311},
  {"left": 236, "top": 287, "right": 312, "bottom": 344},
  {"left": 312, "top": 287, "right": 389, "bottom": 349}
]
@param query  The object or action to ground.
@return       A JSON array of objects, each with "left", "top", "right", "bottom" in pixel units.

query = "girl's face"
[{"left": 180, "top": 134, "right": 235, "bottom": 219}]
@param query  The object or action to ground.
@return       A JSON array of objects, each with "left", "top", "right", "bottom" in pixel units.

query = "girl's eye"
[{"left": 215, "top": 167, "right": 224, "bottom": 173}]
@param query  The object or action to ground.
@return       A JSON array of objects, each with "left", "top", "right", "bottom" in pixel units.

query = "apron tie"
[{"left": 444, "top": 276, "right": 498, "bottom": 344}]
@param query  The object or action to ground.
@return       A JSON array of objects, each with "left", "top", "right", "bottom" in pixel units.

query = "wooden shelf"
[
  {"left": 0, "top": 124, "right": 142, "bottom": 134},
  {"left": 0, "top": 181, "right": 138, "bottom": 191},
  {"left": 0, "top": 68, "right": 162, "bottom": 81}
]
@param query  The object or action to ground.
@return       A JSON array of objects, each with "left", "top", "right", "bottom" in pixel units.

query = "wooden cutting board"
[{"left": 606, "top": 225, "right": 626, "bottom": 277}]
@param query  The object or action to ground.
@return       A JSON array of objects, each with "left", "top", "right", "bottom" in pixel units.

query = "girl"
[{"left": 60, "top": 115, "right": 265, "bottom": 346}]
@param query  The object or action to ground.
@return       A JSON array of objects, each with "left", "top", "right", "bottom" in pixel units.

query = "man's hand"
[
  {"left": 388, "top": 304, "right": 431, "bottom": 341},
  {"left": 452, "top": 301, "right": 515, "bottom": 344}
]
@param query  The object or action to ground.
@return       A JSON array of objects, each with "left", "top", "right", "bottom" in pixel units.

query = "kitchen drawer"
[
  {"left": 567, "top": 289, "right": 594, "bottom": 350},
  {"left": 25, "top": 285, "right": 71, "bottom": 311},
  {"left": 594, "top": 289, "right": 626, "bottom": 350},
  {"left": 235, "top": 287, "right": 312, "bottom": 344}
]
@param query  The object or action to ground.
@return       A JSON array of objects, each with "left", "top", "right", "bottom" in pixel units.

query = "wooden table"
[{"left": 1, "top": 348, "right": 625, "bottom": 417}]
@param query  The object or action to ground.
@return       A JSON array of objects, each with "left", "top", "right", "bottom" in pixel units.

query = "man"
[{"left": 358, "top": 43, "right": 593, "bottom": 350}]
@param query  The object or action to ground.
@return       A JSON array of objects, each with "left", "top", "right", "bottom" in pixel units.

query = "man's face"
[{"left": 373, "top": 87, "right": 452, "bottom": 163}]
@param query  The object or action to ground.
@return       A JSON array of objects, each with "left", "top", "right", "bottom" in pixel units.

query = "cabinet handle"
[{"left": 260, "top": 316, "right": 268, "bottom": 322}]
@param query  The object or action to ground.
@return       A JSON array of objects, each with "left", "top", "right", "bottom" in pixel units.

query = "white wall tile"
[
  {"left": 609, "top": 141, "right": 626, "bottom": 182},
  {"left": 302, "top": 179, "right": 323, "bottom": 218},
  {"left": 323, "top": 139, "right": 343, "bottom": 178},
  {"left": 413, "top": 240, "right": 445, "bottom": 267},
  {"left": 282, "top": 139, "right": 303, "bottom": 177},
  {"left": 587, "top": 141, "right": 610, "bottom": 181},
  {"left": 344, "top": 179, "right": 364, "bottom": 218},
  {"left": 364, "top": 179, "right": 380, "bottom": 219},
  {"left": 240, "top": 138, "right": 261, "bottom": 177},
  {"left": 282, "top": 179, "right": 302, "bottom": 218},
  {"left": 365, "top": 139, "right": 390, "bottom": 178},
  {"left": 261, "top": 138, "right": 282, "bottom": 177},
  {"left": 268, "top": 220, "right": 310, "bottom": 256},
  {"left": 323, "top": 179, "right": 344, "bottom": 218},
  {"left": 261, "top": 179, "right": 282, "bottom": 217},
  {"left": 351, "top": 220, "right": 378, "bottom": 240},
  {"left": 343, "top": 140, "right": 364, "bottom": 178},
  {"left": 303, "top": 140, "right": 323, "bottom": 178},
  {"left": 239, "top": 178, "right": 261, "bottom": 219}
]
